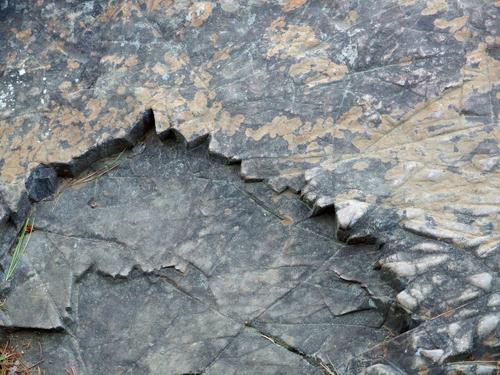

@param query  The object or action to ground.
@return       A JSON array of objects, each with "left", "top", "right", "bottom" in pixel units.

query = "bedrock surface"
[
  {"left": 1, "top": 135, "right": 396, "bottom": 374},
  {"left": 0, "top": 0, "right": 498, "bottom": 373},
  {"left": 1, "top": 134, "right": 498, "bottom": 374}
]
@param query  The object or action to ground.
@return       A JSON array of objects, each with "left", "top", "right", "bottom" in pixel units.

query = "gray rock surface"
[
  {"left": 0, "top": 0, "right": 498, "bottom": 373},
  {"left": 1, "top": 135, "right": 394, "bottom": 374},
  {"left": 1, "top": 133, "right": 498, "bottom": 373}
]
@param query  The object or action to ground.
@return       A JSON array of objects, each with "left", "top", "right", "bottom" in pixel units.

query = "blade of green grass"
[{"left": 4, "top": 217, "right": 35, "bottom": 282}]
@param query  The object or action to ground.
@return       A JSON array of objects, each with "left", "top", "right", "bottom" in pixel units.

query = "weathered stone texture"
[{"left": 0, "top": 0, "right": 498, "bottom": 373}]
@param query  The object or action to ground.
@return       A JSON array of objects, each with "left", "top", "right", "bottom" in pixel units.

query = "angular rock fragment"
[{"left": 25, "top": 165, "right": 58, "bottom": 202}]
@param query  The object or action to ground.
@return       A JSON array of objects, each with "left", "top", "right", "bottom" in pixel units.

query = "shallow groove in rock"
[{"left": 244, "top": 322, "right": 337, "bottom": 375}]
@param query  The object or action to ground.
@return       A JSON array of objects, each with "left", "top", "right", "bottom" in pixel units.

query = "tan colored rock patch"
[
  {"left": 434, "top": 16, "right": 470, "bottom": 41},
  {"left": 266, "top": 21, "right": 320, "bottom": 59},
  {"left": 188, "top": 2, "right": 214, "bottom": 27},
  {"left": 289, "top": 57, "right": 348, "bottom": 87},
  {"left": 281, "top": 0, "right": 307, "bottom": 12},
  {"left": 421, "top": 0, "right": 448, "bottom": 16}
]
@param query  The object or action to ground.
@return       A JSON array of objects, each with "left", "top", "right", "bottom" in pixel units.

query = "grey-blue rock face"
[
  {"left": 0, "top": 0, "right": 498, "bottom": 373},
  {"left": 0, "top": 135, "right": 397, "bottom": 374},
  {"left": 1, "top": 133, "right": 498, "bottom": 374}
]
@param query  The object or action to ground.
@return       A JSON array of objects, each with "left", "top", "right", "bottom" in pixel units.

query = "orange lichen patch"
[
  {"left": 421, "top": 0, "right": 447, "bottom": 16},
  {"left": 97, "top": 0, "right": 141, "bottom": 21},
  {"left": 219, "top": 111, "right": 245, "bottom": 136},
  {"left": 0, "top": 110, "right": 86, "bottom": 182},
  {"left": 281, "top": 215, "right": 294, "bottom": 225},
  {"left": 346, "top": 10, "right": 358, "bottom": 24},
  {"left": 95, "top": 105, "right": 145, "bottom": 139},
  {"left": 381, "top": 127, "right": 500, "bottom": 250},
  {"left": 188, "top": 91, "right": 211, "bottom": 115},
  {"left": 266, "top": 21, "right": 320, "bottom": 59},
  {"left": 246, "top": 116, "right": 302, "bottom": 142},
  {"left": 363, "top": 43, "right": 497, "bottom": 154},
  {"left": 144, "top": 0, "right": 175, "bottom": 12},
  {"left": 58, "top": 81, "right": 73, "bottom": 92},
  {"left": 213, "top": 47, "right": 231, "bottom": 61},
  {"left": 268, "top": 16, "right": 286, "bottom": 30},
  {"left": 163, "top": 52, "right": 189, "bottom": 71},
  {"left": 434, "top": 16, "right": 470, "bottom": 41},
  {"left": 135, "top": 84, "right": 182, "bottom": 132},
  {"left": 101, "top": 54, "right": 125, "bottom": 65},
  {"left": 316, "top": 123, "right": 500, "bottom": 253},
  {"left": 368, "top": 88, "right": 462, "bottom": 151},
  {"left": 66, "top": 59, "right": 80, "bottom": 70},
  {"left": 281, "top": 0, "right": 307, "bottom": 12},
  {"left": 188, "top": 2, "right": 214, "bottom": 27},
  {"left": 209, "top": 32, "right": 218, "bottom": 44},
  {"left": 352, "top": 160, "right": 370, "bottom": 171},
  {"left": 84, "top": 98, "right": 106, "bottom": 122},
  {"left": 359, "top": 41, "right": 497, "bottom": 152},
  {"left": 152, "top": 63, "right": 168, "bottom": 76},
  {"left": 100, "top": 54, "right": 141, "bottom": 73},
  {"left": 464, "top": 43, "right": 500, "bottom": 81},
  {"left": 11, "top": 28, "right": 32, "bottom": 43},
  {"left": 192, "top": 68, "right": 213, "bottom": 89},
  {"left": 0, "top": 89, "right": 148, "bottom": 183},
  {"left": 175, "top": 92, "right": 220, "bottom": 140},
  {"left": 137, "top": 82, "right": 244, "bottom": 141},
  {"left": 335, "top": 188, "right": 377, "bottom": 204},
  {"left": 289, "top": 57, "right": 348, "bottom": 86},
  {"left": 334, "top": 106, "right": 394, "bottom": 152},
  {"left": 246, "top": 115, "right": 335, "bottom": 150},
  {"left": 124, "top": 55, "right": 139, "bottom": 67}
]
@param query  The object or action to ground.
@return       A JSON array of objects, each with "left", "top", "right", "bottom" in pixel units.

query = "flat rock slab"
[{"left": 0, "top": 135, "right": 397, "bottom": 374}]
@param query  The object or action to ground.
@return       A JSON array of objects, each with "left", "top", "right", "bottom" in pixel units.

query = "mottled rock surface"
[{"left": 0, "top": 0, "right": 499, "bottom": 373}]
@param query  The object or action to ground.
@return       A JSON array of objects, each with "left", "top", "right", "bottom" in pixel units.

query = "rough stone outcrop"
[{"left": 0, "top": 0, "right": 498, "bottom": 373}]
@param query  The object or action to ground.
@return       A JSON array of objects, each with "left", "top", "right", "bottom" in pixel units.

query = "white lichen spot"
[
  {"left": 432, "top": 274, "right": 445, "bottom": 285},
  {"left": 453, "top": 330, "right": 473, "bottom": 353},
  {"left": 411, "top": 242, "right": 446, "bottom": 252},
  {"left": 397, "top": 290, "right": 418, "bottom": 310},
  {"left": 487, "top": 293, "right": 500, "bottom": 307},
  {"left": 341, "top": 44, "right": 358, "bottom": 65},
  {"left": 467, "top": 273, "right": 492, "bottom": 291},
  {"left": 420, "top": 348, "right": 444, "bottom": 363},
  {"left": 335, "top": 200, "right": 370, "bottom": 229},
  {"left": 448, "top": 322, "right": 461, "bottom": 336},
  {"left": 386, "top": 261, "right": 417, "bottom": 277},
  {"left": 477, "top": 314, "right": 498, "bottom": 338}
]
